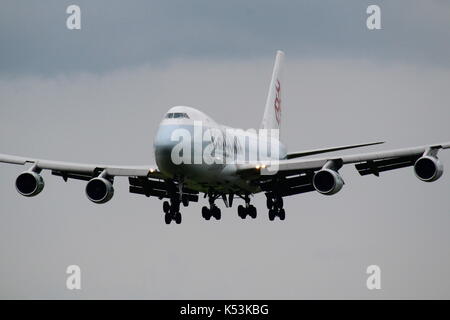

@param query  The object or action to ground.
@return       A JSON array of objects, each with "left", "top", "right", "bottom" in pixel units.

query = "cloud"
[{"left": 1, "top": 0, "right": 450, "bottom": 76}]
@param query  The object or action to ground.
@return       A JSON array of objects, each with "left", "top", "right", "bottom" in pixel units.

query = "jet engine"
[
  {"left": 414, "top": 155, "right": 443, "bottom": 182},
  {"left": 15, "top": 171, "right": 45, "bottom": 197},
  {"left": 313, "top": 168, "right": 344, "bottom": 195},
  {"left": 85, "top": 177, "right": 114, "bottom": 204}
]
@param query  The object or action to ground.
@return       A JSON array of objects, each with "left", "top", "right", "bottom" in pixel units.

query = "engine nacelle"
[
  {"left": 313, "top": 168, "right": 344, "bottom": 195},
  {"left": 414, "top": 155, "right": 443, "bottom": 182},
  {"left": 85, "top": 177, "right": 114, "bottom": 204},
  {"left": 15, "top": 171, "right": 45, "bottom": 197}
]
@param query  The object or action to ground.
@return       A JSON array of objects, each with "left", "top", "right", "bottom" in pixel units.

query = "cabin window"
[{"left": 170, "top": 112, "right": 190, "bottom": 119}]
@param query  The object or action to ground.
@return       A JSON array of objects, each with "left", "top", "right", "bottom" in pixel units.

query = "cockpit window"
[
  {"left": 174, "top": 112, "right": 190, "bottom": 119},
  {"left": 165, "top": 112, "right": 190, "bottom": 119}
]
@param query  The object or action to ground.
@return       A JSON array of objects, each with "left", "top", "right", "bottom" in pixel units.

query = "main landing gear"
[
  {"left": 163, "top": 197, "right": 182, "bottom": 225},
  {"left": 163, "top": 180, "right": 191, "bottom": 225},
  {"left": 201, "top": 193, "right": 222, "bottom": 221},
  {"left": 266, "top": 194, "right": 285, "bottom": 221},
  {"left": 237, "top": 194, "right": 257, "bottom": 220}
]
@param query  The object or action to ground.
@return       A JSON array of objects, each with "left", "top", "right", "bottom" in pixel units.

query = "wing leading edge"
[
  {"left": 259, "top": 142, "right": 450, "bottom": 174},
  {"left": 0, "top": 153, "right": 175, "bottom": 204},
  {"left": 285, "top": 141, "right": 385, "bottom": 159},
  {"left": 237, "top": 141, "right": 450, "bottom": 198},
  {"left": 0, "top": 153, "right": 160, "bottom": 177}
]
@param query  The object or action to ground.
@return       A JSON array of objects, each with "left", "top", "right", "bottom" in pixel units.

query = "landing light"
[{"left": 256, "top": 164, "right": 267, "bottom": 170}]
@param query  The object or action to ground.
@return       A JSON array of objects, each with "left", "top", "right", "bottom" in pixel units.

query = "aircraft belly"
[
  {"left": 183, "top": 163, "right": 260, "bottom": 194},
  {"left": 154, "top": 123, "right": 261, "bottom": 194}
]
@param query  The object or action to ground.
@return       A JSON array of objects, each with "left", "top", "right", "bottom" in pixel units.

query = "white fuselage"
[{"left": 154, "top": 106, "right": 287, "bottom": 193}]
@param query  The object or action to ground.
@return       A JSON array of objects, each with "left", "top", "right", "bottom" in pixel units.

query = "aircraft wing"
[
  {"left": 285, "top": 141, "right": 385, "bottom": 159},
  {"left": 237, "top": 142, "right": 450, "bottom": 197},
  {"left": 0, "top": 153, "right": 162, "bottom": 178},
  {"left": 0, "top": 153, "right": 202, "bottom": 203}
]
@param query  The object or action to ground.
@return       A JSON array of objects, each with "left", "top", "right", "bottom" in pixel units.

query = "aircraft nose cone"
[
  {"left": 155, "top": 144, "right": 176, "bottom": 168},
  {"left": 154, "top": 124, "right": 186, "bottom": 175},
  {"left": 155, "top": 126, "right": 175, "bottom": 156}
]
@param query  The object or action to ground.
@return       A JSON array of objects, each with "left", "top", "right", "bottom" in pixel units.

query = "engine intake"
[
  {"left": 414, "top": 155, "right": 443, "bottom": 182},
  {"left": 313, "top": 168, "right": 344, "bottom": 195},
  {"left": 85, "top": 177, "right": 114, "bottom": 204},
  {"left": 15, "top": 171, "right": 45, "bottom": 197}
]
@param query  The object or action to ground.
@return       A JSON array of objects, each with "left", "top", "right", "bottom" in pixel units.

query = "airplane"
[{"left": 1, "top": 50, "right": 449, "bottom": 224}]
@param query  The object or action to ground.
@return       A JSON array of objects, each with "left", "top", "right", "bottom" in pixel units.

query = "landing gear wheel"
[
  {"left": 279, "top": 208, "right": 286, "bottom": 221},
  {"left": 266, "top": 197, "right": 273, "bottom": 209},
  {"left": 175, "top": 212, "right": 182, "bottom": 224},
  {"left": 277, "top": 197, "right": 284, "bottom": 209},
  {"left": 164, "top": 212, "right": 172, "bottom": 224},
  {"left": 202, "top": 206, "right": 211, "bottom": 220},
  {"left": 249, "top": 205, "right": 257, "bottom": 219},
  {"left": 163, "top": 201, "right": 170, "bottom": 214},
  {"left": 268, "top": 209, "right": 275, "bottom": 221},
  {"left": 212, "top": 206, "right": 221, "bottom": 220},
  {"left": 238, "top": 205, "right": 246, "bottom": 219}
]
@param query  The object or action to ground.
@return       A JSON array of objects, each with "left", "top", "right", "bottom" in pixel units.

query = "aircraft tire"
[
  {"left": 163, "top": 201, "right": 170, "bottom": 214},
  {"left": 238, "top": 205, "right": 246, "bottom": 219},
  {"left": 164, "top": 212, "right": 172, "bottom": 224},
  {"left": 279, "top": 209, "right": 286, "bottom": 221},
  {"left": 175, "top": 212, "right": 182, "bottom": 224},
  {"left": 213, "top": 207, "right": 221, "bottom": 220},
  {"left": 266, "top": 197, "right": 273, "bottom": 209},
  {"left": 202, "top": 206, "right": 211, "bottom": 220},
  {"left": 268, "top": 209, "right": 275, "bottom": 221},
  {"left": 249, "top": 205, "right": 257, "bottom": 219}
]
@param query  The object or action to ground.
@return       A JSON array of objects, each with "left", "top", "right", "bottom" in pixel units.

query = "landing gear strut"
[
  {"left": 237, "top": 194, "right": 257, "bottom": 219},
  {"left": 202, "top": 193, "right": 222, "bottom": 221},
  {"left": 163, "top": 180, "right": 188, "bottom": 225},
  {"left": 266, "top": 194, "right": 285, "bottom": 221}
]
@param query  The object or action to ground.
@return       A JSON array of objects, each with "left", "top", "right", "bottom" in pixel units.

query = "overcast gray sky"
[{"left": 0, "top": 0, "right": 450, "bottom": 299}]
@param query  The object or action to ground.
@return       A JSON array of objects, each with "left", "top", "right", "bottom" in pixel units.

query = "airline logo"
[{"left": 274, "top": 79, "right": 281, "bottom": 125}]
